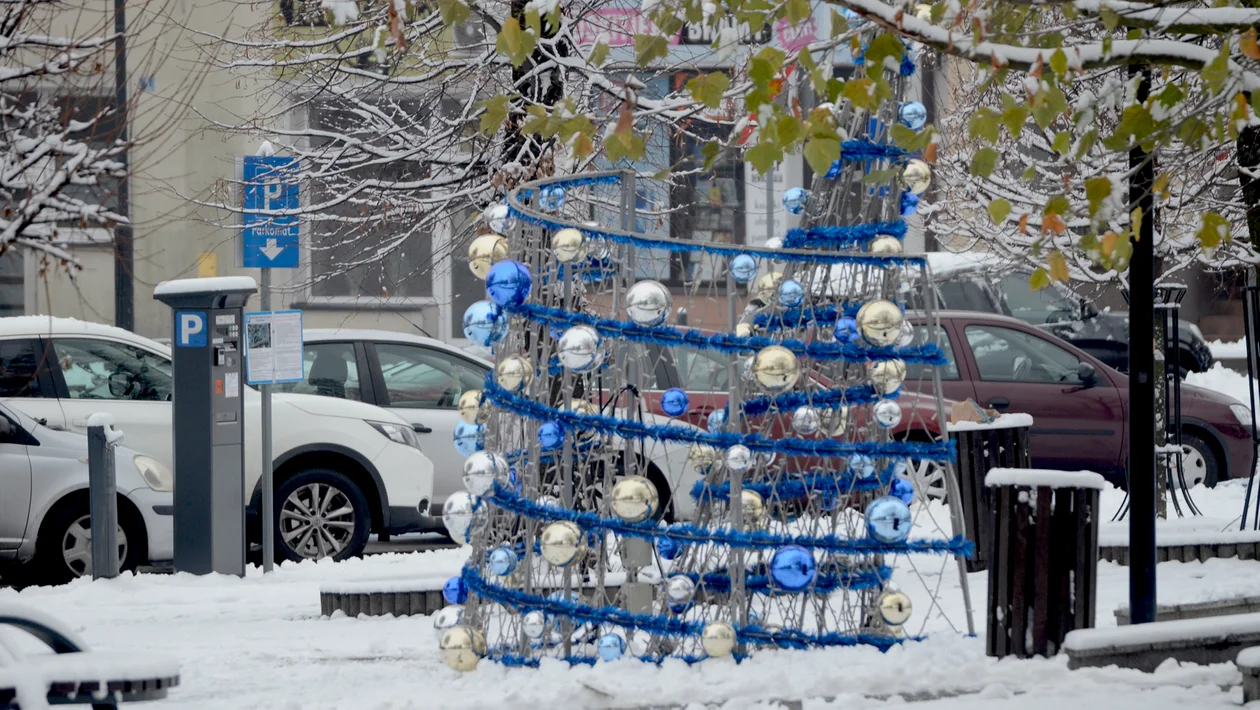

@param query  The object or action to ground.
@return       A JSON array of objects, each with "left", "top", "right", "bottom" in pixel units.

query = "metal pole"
[
  {"left": 88, "top": 422, "right": 121, "bottom": 580},
  {"left": 112, "top": 0, "right": 133, "bottom": 331},
  {"left": 1128, "top": 64, "right": 1158, "bottom": 625},
  {"left": 261, "top": 268, "right": 275, "bottom": 572},
  {"left": 765, "top": 167, "right": 774, "bottom": 245}
]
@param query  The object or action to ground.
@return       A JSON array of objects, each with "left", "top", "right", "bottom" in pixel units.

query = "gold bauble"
[
  {"left": 878, "top": 590, "right": 913, "bottom": 626},
  {"left": 701, "top": 621, "right": 737, "bottom": 657},
  {"left": 740, "top": 489, "right": 766, "bottom": 528},
  {"left": 539, "top": 521, "right": 586, "bottom": 566},
  {"left": 754, "top": 272, "right": 784, "bottom": 303},
  {"left": 856, "top": 300, "right": 904, "bottom": 346},
  {"left": 610, "top": 476, "right": 659, "bottom": 522},
  {"left": 688, "top": 443, "right": 719, "bottom": 471},
  {"left": 440, "top": 626, "right": 486, "bottom": 672},
  {"left": 752, "top": 345, "right": 800, "bottom": 392},
  {"left": 901, "top": 159, "right": 932, "bottom": 195},
  {"left": 735, "top": 322, "right": 753, "bottom": 338},
  {"left": 496, "top": 355, "right": 534, "bottom": 393},
  {"left": 457, "top": 389, "right": 489, "bottom": 425},
  {"left": 551, "top": 228, "right": 587, "bottom": 263},
  {"left": 468, "top": 234, "right": 509, "bottom": 280},
  {"left": 868, "top": 359, "right": 907, "bottom": 395},
  {"left": 867, "top": 236, "right": 903, "bottom": 255}
]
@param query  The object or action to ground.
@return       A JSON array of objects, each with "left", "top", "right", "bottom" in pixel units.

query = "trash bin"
[{"left": 947, "top": 414, "right": 1033, "bottom": 572}]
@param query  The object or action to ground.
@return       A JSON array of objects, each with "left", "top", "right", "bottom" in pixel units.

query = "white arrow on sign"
[{"left": 260, "top": 239, "right": 285, "bottom": 261}]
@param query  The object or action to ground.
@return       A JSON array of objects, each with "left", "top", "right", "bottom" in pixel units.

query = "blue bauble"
[
  {"left": 899, "top": 192, "right": 920, "bottom": 217},
  {"left": 597, "top": 633, "right": 625, "bottom": 662},
  {"left": 778, "top": 279, "right": 804, "bottom": 308},
  {"left": 782, "top": 187, "right": 808, "bottom": 215},
  {"left": 770, "top": 545, "right": 817, "bottom": 591},
  {"left": 443, "top": 576, "right": 468, "bottom": 604},
  {"left": 463, "top": 300, "right": 507, "bottom": 347},
  {"left": 891, "top": 476, "right": 915, "bottom": 506},
  {"left": 508, "top": 467, "right": 521, "bottom": 491},
  {"left": 848, "top": 453, "right": 876, "bottom": 478},
  {"left": 453, "top": 421, "right": 486, "bottom": 457},
  {"left": 485, "top": 260, "right": 532, "bottom": 307},
  {"left": 707, "top": 408, "right": 727, "bottom": 431},
  {"left": 835, "top": 316, "right": 860, "bottom": 343},
  {"left": 538, "top": 420, "right": 565, "bottom": 450},
  {"left": 898, "top": 101, "right": 928, "bottom": 131},
  {"left": 825, "top": 160, "right": 843, "bottom": 180},
  {"left": 866, "top": 496, "right": 913, "bottom": 543},
  {"left": 539, "top": 185, "right": 566, "bottom": 212},
  {"left": 657, "top": 535, "right": 682, "bottom": 560},
  {"left": 488, "top": 546, "right": 519, "bottom": 576},
  {"left": 730, "top": 254, "right": 759, "bottom": 283},
  {"left": 661, "top": 388, "right": 690, "bottom": 418}
]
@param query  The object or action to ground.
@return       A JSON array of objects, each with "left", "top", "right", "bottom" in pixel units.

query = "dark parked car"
[{"left": 916, "top": 253, "right": 1214, "bottom": 376}]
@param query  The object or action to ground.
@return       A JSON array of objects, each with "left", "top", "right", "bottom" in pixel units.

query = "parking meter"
[{"left": 153, "top": 276, "right": 257, "bottom": 576}]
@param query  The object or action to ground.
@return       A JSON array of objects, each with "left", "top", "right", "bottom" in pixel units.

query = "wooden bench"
[
  {"left": 1238, "top": 648, "right": 1260, "bottom": 702},
  {"left": 1098, "top": 530, "right": 1260, "bottom": 566},
  {"left": 0, "top": 602, "right": 179, "bottom": 708},
  {"left": 1113, "top": 596, "right": 1260, "bottom": 625},
  {"left": 1064, "top": 612, "right": 1260, "bottom": 672}
]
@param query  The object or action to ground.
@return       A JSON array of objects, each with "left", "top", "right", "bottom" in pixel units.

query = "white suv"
[{"left": 0, "top": 316, "right": 435, "bottom": 563}]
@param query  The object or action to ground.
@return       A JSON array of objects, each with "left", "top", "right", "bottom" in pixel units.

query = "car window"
[
  {"left": 964, "top": 325, "right": 1082, "bottom": 384},
  {"left": 903, "top": 326, "right": 960, "bottom": 381},
  {"left": 376, "top": 343, "right": 488, "bottom": 408},
  {"left": 936, "top": 278, "right": 999, "bottom": 313},
  {"left": 273, "top": 342, "right": 363, "bottom": 401},
  {"left": 52, "top": 338, "right": 173, "bottom": 401},
  {"left": 1000, "top": 273, "right": 1077, "bottom": 325},
  {"left": 673, "top": 346, "right": 730, "bottom": 392},
  {"left": 0, "top": 339, "right": 45, "bottom": 397}
]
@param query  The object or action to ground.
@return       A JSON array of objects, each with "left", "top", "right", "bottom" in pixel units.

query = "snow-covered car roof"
[
  {"left": 923, "top": 251, "right": 1010, "bottom": 278},
  {"left": 0, "top": 315, "right": 170, "bottom": 354}
]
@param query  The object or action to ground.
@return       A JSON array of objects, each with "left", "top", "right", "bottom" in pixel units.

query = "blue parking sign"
[
  {"left": 176, "top": 311, "right": 207, "bottom": 347},
  {"left": 242, "top": 156, "right": 300, "bottom": 268}
]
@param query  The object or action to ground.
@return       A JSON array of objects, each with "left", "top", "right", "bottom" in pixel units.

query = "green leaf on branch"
[
  {"left": 1159, "top": 83, "right": 1184, "bottom": 111},
  {"left": 749, "top": 47, "right": 786, "bottom": 92},
  {"left": 588, "top": 41, "right": 610, "bottom": 67},
  {"left": 437, "top": 0, "right": 470, "bottom": 25},
  {"left": 826, "top": 78, "right": 845, "bottom": 103},
  {"left": 778, "top": 114, "right": 803, "bottom": 147},
  {"left": 803, "top": 137, "right": 840, "bottom": 176},
  {"left": 1197, "top": 212, "right": 1231, "bottom": 251},
  {"left": 1201, "top": 48, "right": 1231, "bottom": 94},
  {"left": 970, "top": 147, "right": 998, "bottom": 177},
  {"left": 496, "top": 18, "right": 536, "bottom": 67},
  {"left": 1049, "top": 48, "right": 1068, "bottom": 77},
  {"left": 968, "top": 108, "right": 1000, "bottom": 144},
  {"left": 687, "top": 72, "right": 731, "bottom": 109},
  {"left": 524, "top": 7, "right": 541, "bottom": 37},
  {"left": 988, "top": 198, "right": 1012, "bottom": 225},
  {"left": 1044, "top": 194, "right": 1071, "bottom": 217},
  {"left": 701, "top": 140, "right": 722, "bottom": 171},
  {"left": 635, "top": 34, "right": 669, "bottom": 67},
  {"left": 1001, "top": 102, "right": 1028, "bottom": 137},
  {"left": 1074, "top": 128, "right": 1098, "bottom": 159},
  {"left": 863, "top": 33, "right": 904, "bottom": 76},
  {"left": 860, "top": 168, "right": 900, "bottom": 184},
  {"left": 1085, "top": 177, "right": 1111, "bottom": 217},
  {"left": 786, "top": 0, "right": 810, "bottom": 26},
  {"left": 1047, "top": 252, "right": 1070, "bottom": 282},
  {"left": 605, "top": 131, "right": 646, "bottom": 162},
  {"left": 843, "top": 77, "right": 874, "bottom": 109},
  {"left": 830, "top": 9, "right": 849, "bottom": 36},
  {"left": 1029, "top": 267, "right": 1051, "bottom": 291},
  {"left": 477, "top": 95, "right": 510, "bottom": 135},
  {"left": 890, "top": 124, "right": 928, "bottom": 151},
  {"left": 1052, "top": 131, "right": 1071, "bottom": 156},
  {"left": 748, "top": 141, "right": 783, "bottom": 175}
]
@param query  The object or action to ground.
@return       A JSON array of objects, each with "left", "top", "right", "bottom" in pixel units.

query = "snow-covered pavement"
[{"left": 3, "top": 486, "right": 1259, "bottom": 709}]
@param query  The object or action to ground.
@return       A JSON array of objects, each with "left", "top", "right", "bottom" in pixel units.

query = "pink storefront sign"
[
  {"left": 571, "top": 8, "right": 680, "bottom": 47},
  {"left": 774, "top": 16, "right": 817, "bottom": 52}
]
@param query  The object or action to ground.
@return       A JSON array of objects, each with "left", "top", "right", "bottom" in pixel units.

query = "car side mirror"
[
  {"left": 1078, "top": 361, "right": 1098, "bottom": 387},
  {"left": 108, "top": 371, "right": 133, "bottom": 398}
]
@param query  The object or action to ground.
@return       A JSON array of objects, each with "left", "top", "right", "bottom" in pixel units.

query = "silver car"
[{"left": 0, "top": 402, "right": 174, "bottom": 586}]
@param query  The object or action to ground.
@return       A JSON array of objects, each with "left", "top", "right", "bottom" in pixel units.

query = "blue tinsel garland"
[
  {"left": 739, "top": 384, "right": 891, "bottom": 417},
  {"left": 783, "top": 221, "right": 907, "bottom": 249},
  {"left": 687, "top": 565, "right": 892, "bottom": 595},
  {"left": 689, "top": 464, "right": 899, "bottom": 503}
]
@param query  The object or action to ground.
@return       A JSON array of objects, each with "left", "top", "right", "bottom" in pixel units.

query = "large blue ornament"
[
  {"left": 899, "top": 192, "right": 920, "bottom": 217},
  {"left": 848, "top": 453, "right": 876, "bottom": 478},
  {"left": 730, "top": 254, "right": 759, "bottom": 283},
  {"left": 539, "top": 185, "right": 566, "bottom": 212},
  {"left": 826, "top": 160, "right": 843, "bottom": 179},
  {"left": 770, "top": 545, "right": 817, "bottom": 591},
  {"left": 462, "top": 300, "right": 507, "bottom": 347},
  {"left": 661, "top": 388, "right": 690, "bottom": 417},
  {"left": 866, "top": 496, "right": 913, "bottom": 543},
  {"left": 538, "top": 420, "right": 565, "bottom": 450},
  {"left": 835, "top": 316, "right": 860, "bottom": 343},
  {"left": 898, "top": 101, "right": 928, "bottom": 131},
  {"left": 782, "top": 187, "right": 808, "bottom": 215},
  {"left": 443, "top": 575, "right": 468, "bottom": 604},
  {"left": 453, "top": 421, "right": 486, "bottom": 457},
  {"left": 778, "top": 279, "right": 804, "bottom": 308},
  {"left": 707, "top": 408, "right": 726, "bottom": 431},
  {"left": 891, "top": 476, "right": 915, "bottom": 506},
  {"left": 488, "top": 546, "right": 519, "bottom": 576},
  {"left": 597, "top": 634, "right": 625, "bottom": 662},
  {"left": 657, "top": 535, "right": 682, "bottom": 560},
  {"left": 485, "top": 260, "right": 532, "bottom": 307}
]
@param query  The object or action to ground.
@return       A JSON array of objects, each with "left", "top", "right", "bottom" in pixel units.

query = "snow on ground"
[
  {"left": 1208, "top": 339, "right": 1247, "bottom": 360},
  {"left": 2, "top": 486, "right": 1258, "bottom": 709},
  {"left": 1186, "top": 362, "right": 1260, "bottom": 408}
]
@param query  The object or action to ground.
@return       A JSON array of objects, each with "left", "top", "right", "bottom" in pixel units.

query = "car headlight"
[
  {"left": 368, "top": 421, "right": 421, "bottom": 450},
  {"left": 134, "top": 455, "right": 173, "bottom": 492},
  {"left": 1231, "top": 403, "right": 1256, "bottom": 429}
]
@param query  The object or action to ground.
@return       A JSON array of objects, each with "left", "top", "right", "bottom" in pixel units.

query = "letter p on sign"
[{"left": 177, "top": 311, "right": 207, "bottom": 347}]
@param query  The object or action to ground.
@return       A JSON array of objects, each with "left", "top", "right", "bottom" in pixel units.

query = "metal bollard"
[{"left": 87, "top": 413, "right": 123, "bottom": 580}]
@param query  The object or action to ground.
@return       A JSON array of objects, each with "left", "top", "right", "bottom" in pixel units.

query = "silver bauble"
[
  {"left": 725, "top": 444, "right": 753, "bottom": 473},
  {"left": 701, "top": 621, "right": 737, "bottom": 657},
  {"left": 791, "top": 406, "right": 821, "bottom": 435},
  {"left": 468, "top": 233, "right": 509, "bottom": 279},
  {"left": 440, "top": 626, "right": 486, "bottom": 672},
  {"left": 462, "top": 451, "right": 500, "bottom": 496},
  {"left": 557, "top": 325, "right": 603, "bottom": 372},
  {"left": 878, "top": 590, "right": 913, "bottom": 626},
  {"left": 868, "top": 235, "right": 903, "bottom": 255},
  {"left": 869, "top": 359, "right": 908, "bottom": 395},
  {"left": 442, "top": 491, "right": 478, "bottom": 546},
  {"left": 610, "top": 476, "right": 659, "bottom": 523},
  {"left": 457, "top": 389, "right": 490, "bottom": 425},
  {"left": 901, "top": 159, "right": 932, "bottom": 195},
  {"left": 539, "top": 521, "right": 585, "bottom": 566},
  {"left": 873, "top": 400, "right": 902, "bottom": 428},
  {"left": 754, "top": 271, "right": 784, "bottom": 303},
  {"left": 551, "top": 227, "right": 587, "bottom": 263},
  {"left": 522, "top": 610, "right": 547, "bottom": 639},
  {"left": 895, "top": 319, "right": 916, "bottom": 347},
  {"left": 625, "top": 280, "right": 672, "bottom": 326},
  {"left": 856, "top": 300, "right": 904, "bottom": 346},
  {"left": 432, "top": 604, "right": 464, "bottom": 641},
  {"left": 496, "top": 355, "right": 534, "bottom": 393},
  {"left": 665, "top": 574, "right": 696, "bottom": 604}
]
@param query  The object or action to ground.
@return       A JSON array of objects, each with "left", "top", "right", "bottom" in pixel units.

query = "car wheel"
[
  {"left": 34, "top": 499, "right": 142, "bottom": 586},
  {"left": 274, "top": 469, "right": 371, "bottom": 562},
  {"left": 1172, "top": 433, "right": 1220, "bottom": 489},
  {"left": 906, "top": 458, "right": 949, "bottom": 505}
]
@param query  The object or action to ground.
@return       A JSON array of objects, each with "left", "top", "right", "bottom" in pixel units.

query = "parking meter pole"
[
  {"left": 88, "top": 424, "right": 120, "bottom": 580},
  {"left": 261, "top": 269, "right": 275, "bottom": 573}
]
